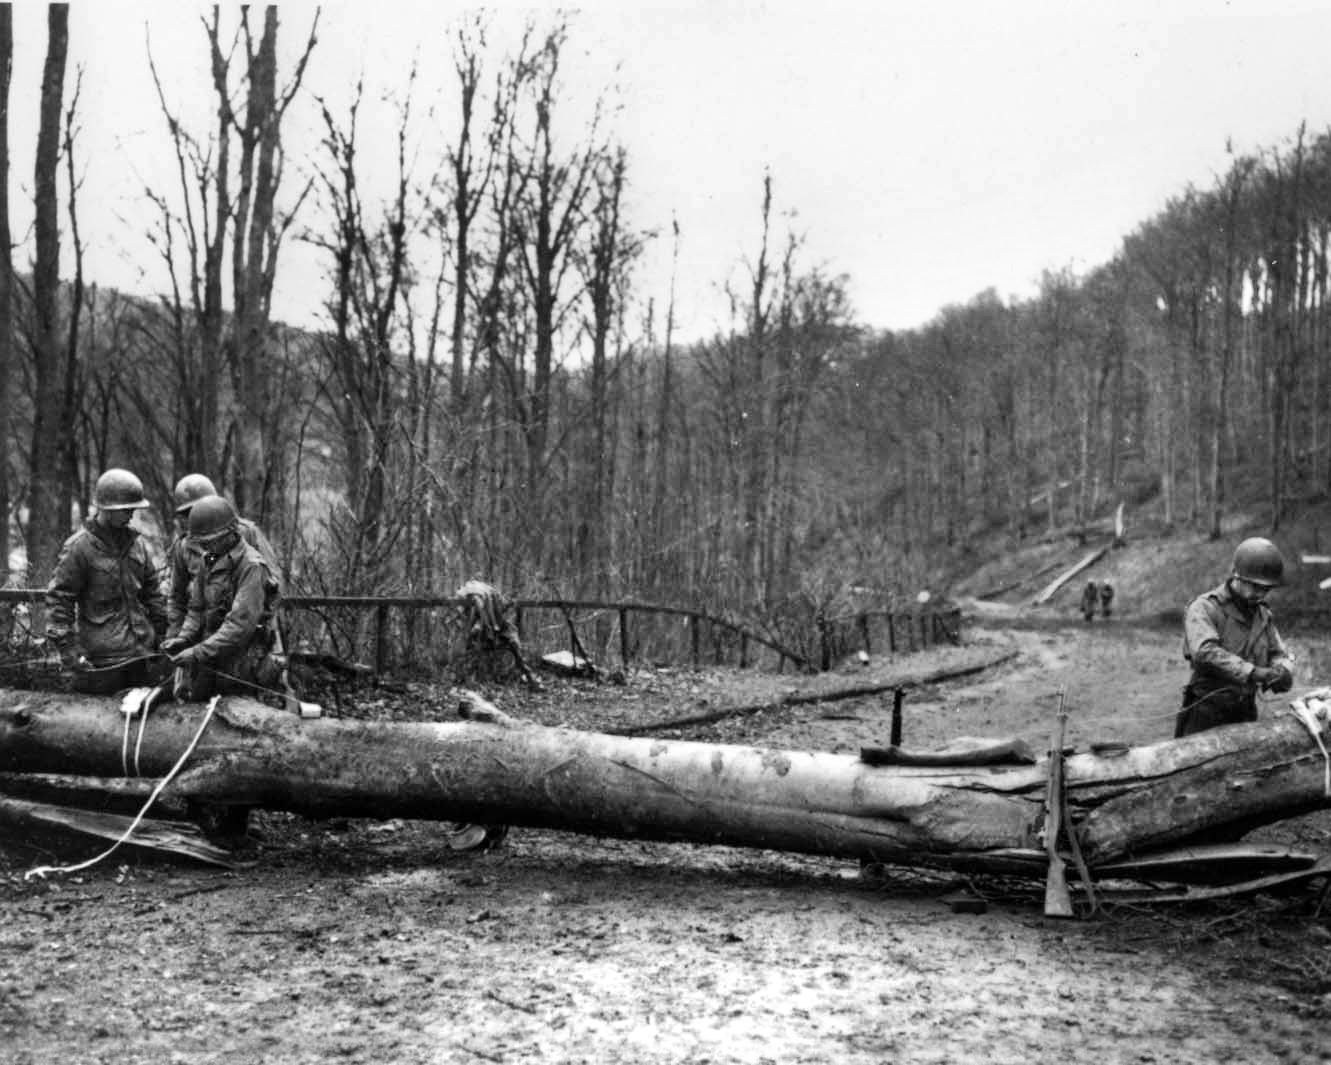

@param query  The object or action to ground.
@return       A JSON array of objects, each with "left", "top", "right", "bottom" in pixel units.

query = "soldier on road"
[
  {"left": 1080, "top": 579, "right": 1099, "bottom": 623},
  {"left": 1176, "top": 537, "right": 1293, "bottom": 737}
]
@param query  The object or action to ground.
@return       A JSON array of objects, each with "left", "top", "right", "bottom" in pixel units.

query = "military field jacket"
[
  {"left": 165, "top": 517, "right": 281, "bottom": 637},
  {"left": 45, "top": 520, "right": 167, "bottom": 665},
  {"left": 1182, "top": 580, "right": 1290, "bottom": 694},
  {"left": 176, "top": 538, "right": 280, "bottom": 665}
]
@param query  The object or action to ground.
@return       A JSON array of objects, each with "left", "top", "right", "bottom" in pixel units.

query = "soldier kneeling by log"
[{"left": 160, "top": 495, "right": 288, "bottom": 705}]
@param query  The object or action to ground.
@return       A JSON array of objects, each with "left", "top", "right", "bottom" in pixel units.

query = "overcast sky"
[{"left": 10, "top": 0, "right": 1331, "bottom": 342}]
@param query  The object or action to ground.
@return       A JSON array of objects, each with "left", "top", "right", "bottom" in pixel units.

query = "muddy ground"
[{"left": 2, "top": 613, "right": 1330, "bottom": 1064}]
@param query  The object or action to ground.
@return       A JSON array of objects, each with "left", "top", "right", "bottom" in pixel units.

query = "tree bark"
[
  {"left": 1, "top": 692, "right": 1327, "bottom": 875},
  {"left": 25, "top": 6, "right": 70, "bottom": 584},
  {"left": 0, "top": 7, "right": 10, "bottom": 577}
]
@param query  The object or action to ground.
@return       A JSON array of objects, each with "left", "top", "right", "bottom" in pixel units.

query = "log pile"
[{"left": 0, "top": 688, "right": 1328, "bottom": 908}]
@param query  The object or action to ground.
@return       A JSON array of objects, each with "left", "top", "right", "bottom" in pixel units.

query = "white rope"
[
  {"left": 25, "top": 695, "right": 223, "bottom": 881},
  {"left": 132, "top": 684, "right": 168, "bottom": 776},
  {"left": 118, "top": 687, "right": 152, "bottom": 776},
  {"left": 1288, "top": 689, "right": 1331, "bottom": 799}
]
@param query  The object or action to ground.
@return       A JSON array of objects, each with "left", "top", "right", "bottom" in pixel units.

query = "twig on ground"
[{"left": 484, "top": 989, "right": 539, "bottom": 1014}]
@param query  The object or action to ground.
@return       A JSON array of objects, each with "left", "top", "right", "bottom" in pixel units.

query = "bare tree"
[
  {"left": 141, "top": 6, "right": 315, "bottom": 524},
  {"left": 0, "top": 6, "right": 12, "bottom": 580},
  {"left": 512, "top": 23, "right": 601, "bottom": 491},
  {"left": 308, "top": 72, "right": 420, "bottom": 591},
  {"left": 226, "top": 6, "right": 317, "bottom": 524},
  {"left": 575, "top": 146, "right": 641, "bottom": 595},
  {"left": 25, "top": 5, "right": 70, "bottom": 584}
]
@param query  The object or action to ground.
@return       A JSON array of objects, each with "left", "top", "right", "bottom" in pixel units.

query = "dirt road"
[{"left": 2, "top": 618, "right": 1329, "bottom": 1064}]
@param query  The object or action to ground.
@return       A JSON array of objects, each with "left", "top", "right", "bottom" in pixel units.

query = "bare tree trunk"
[
  {"left": 743, "top": 174, "right": 774, "bottom": 603},
  {"left": 228, "top": 7, "right": 316, "bottom": 526},
  {"left": 580, "top": 148, "right": 632, "bottom": 597},
  {"left": 650, "top": 220, "right": 680, "bottom": 595},
  {"left": 59, "top": 70, "right": 86, "bottom": 530},
  {"left": 514, "top": 25, "right": 598, "bottom": 561},
  {"left": 25, "top": 6, "right": 70, "bottom": 585},
  {"left": 0, "top": 7, "right": 11, "bottom": 580},
  {"left": 1211, "top": 162, "right": 1252, "bottom": 539},
  {"left": 230, "top": 7, "right": 279, "bottom": 522}
]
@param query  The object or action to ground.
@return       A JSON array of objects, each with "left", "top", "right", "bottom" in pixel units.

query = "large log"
[{"left": 0, "top": 690, "right": 1328, "bottom": 875}]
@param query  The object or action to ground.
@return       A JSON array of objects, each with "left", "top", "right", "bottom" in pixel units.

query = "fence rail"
[{"left": 0, "top": 588, "right": 962, "bottom": 676}]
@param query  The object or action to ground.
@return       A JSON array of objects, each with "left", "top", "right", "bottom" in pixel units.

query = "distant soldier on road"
[
  {"left": 1099, "top": 581, "right": 1115, "bottom": 618},
  {"left": 1176, "top": 537, "right": 1293, "bottom": 737},
  {"left": 1080, "top": 580, "right": 1099, "bottom": 622},
  {"left": 45, "top": 468, "right": 167, "bottom": 693}
]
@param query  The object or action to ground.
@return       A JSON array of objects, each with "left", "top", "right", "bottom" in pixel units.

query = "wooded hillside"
[{"left": 3, "top": 9, "right": 1329, "bottom": 635}]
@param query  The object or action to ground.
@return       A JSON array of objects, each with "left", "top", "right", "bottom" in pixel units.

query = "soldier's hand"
[
  {"left": 1250, "top": 666, "right": 1280, "bottom": 690},
  {"left": 1269, "top": 665, "right": 1294, "bottom": 694},
  {"left": 58, "top": 647, "right": 88, "bottom": 671},
  {"left": 170, "top": 646, "right": 199, "bottom": 668},
  {"left": 161, "top": 636, "right": 189, "bottom": 656}
]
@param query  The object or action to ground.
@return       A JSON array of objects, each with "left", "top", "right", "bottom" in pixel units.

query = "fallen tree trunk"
[
  {"left": 1031, "top": 546, "right": 1109, "bottom": 605},
  {"left": 610, "top": 650, "right": 1020, "bottom": 736},
  {"left": 0, "top": 795, "right": 237, "bottom": 868},
  {"left": 0, "top": 690, "right": 1328, "bottom": 876}
]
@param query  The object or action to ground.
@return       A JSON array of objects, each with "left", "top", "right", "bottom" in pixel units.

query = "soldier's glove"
[
  {"left": 58, "top": 646, "right": 89, "bottom": 671},
  {"left": 1250, "top": 666, "right": 1280, "bottom": 690},
  {"left": 1268, "top": 665, "right": 1294, "bottom": 694},
  {"left": 161, "top": 636, "right": 190, "bottom": 656}
]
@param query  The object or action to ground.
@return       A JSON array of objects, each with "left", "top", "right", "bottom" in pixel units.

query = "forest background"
[{"left": 4, "top": 5, "right": 1331, "bottom": 642}]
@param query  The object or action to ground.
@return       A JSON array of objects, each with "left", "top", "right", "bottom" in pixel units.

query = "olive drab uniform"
[
  {"left": 1177, "top": 580, "right": 1290, "bottom": 737},
  {"left": 173, "top": 537, "right": 285, "bottom": 701},
  {"left": 164, "top": 517, "right": 282, "bottom": 641},
  {"left": 1080, "top": 580, "right": 1099, "bottom": 622},
  {"left": 45, "top": 520, "right": 167, "bottom": 692}
]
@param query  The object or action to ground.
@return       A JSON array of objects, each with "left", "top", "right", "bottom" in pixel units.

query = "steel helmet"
[
  {"left": 187, "top": 494, "right": 238, "bottom": 539},
  {"left": 1232, "top": 537, "right": 1284, "bottom": 588},
  {"left": 93, "top": 468, "right": 149, "bottom": 511},
  {"left": 173, "top": 473, "right": 217, "bottom": 514}
]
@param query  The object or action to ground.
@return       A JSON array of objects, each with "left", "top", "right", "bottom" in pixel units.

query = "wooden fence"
[{"left": 0, "top": 589, "right": 962, "bottom": 677}]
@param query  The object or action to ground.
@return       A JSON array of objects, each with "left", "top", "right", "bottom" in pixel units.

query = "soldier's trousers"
[{"left": 1174, "top": 684, "right": 1257, "bottom": 738}]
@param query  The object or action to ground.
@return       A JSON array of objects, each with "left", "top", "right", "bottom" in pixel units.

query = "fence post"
[
  {"left": 740, "top": 633, "right": 750, "bottom": 669},
  {"left": 818, "top": 611, "right": 831, "bottom": 672},
  {"left": 619, "top": 608, "right": 631, "bottom": 667},
  {"left": 887, "top": 613, "right": 896, "bottom": 654},
  {"left": 858, "top": 612, "right": 870, "bottom": 655},
  {"left": 891, "top": 687, "right": 904, "bottom": 747},
  {"left": 689, "top": 614, "right": 700, "bottom": 667},
  {"left": 375, "top": 603, "right": 389, "bottom": 675}
]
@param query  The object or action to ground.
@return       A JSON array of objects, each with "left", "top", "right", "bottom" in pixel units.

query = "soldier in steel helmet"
[
  {"left": 163, "top": 473, "right": 283, "bottom": 641},
  {"left": 44, "top": 468, "right": 168, "bottom": 693},
  {"left": 1079, "top": 579, "right": 1099, "bottom": 622},
  {"left": 160, "top": 494, "right": 286, "bottom": 703},
  {"left": 1176, "top": 536, "right": 1293, "bottom": 737}
]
